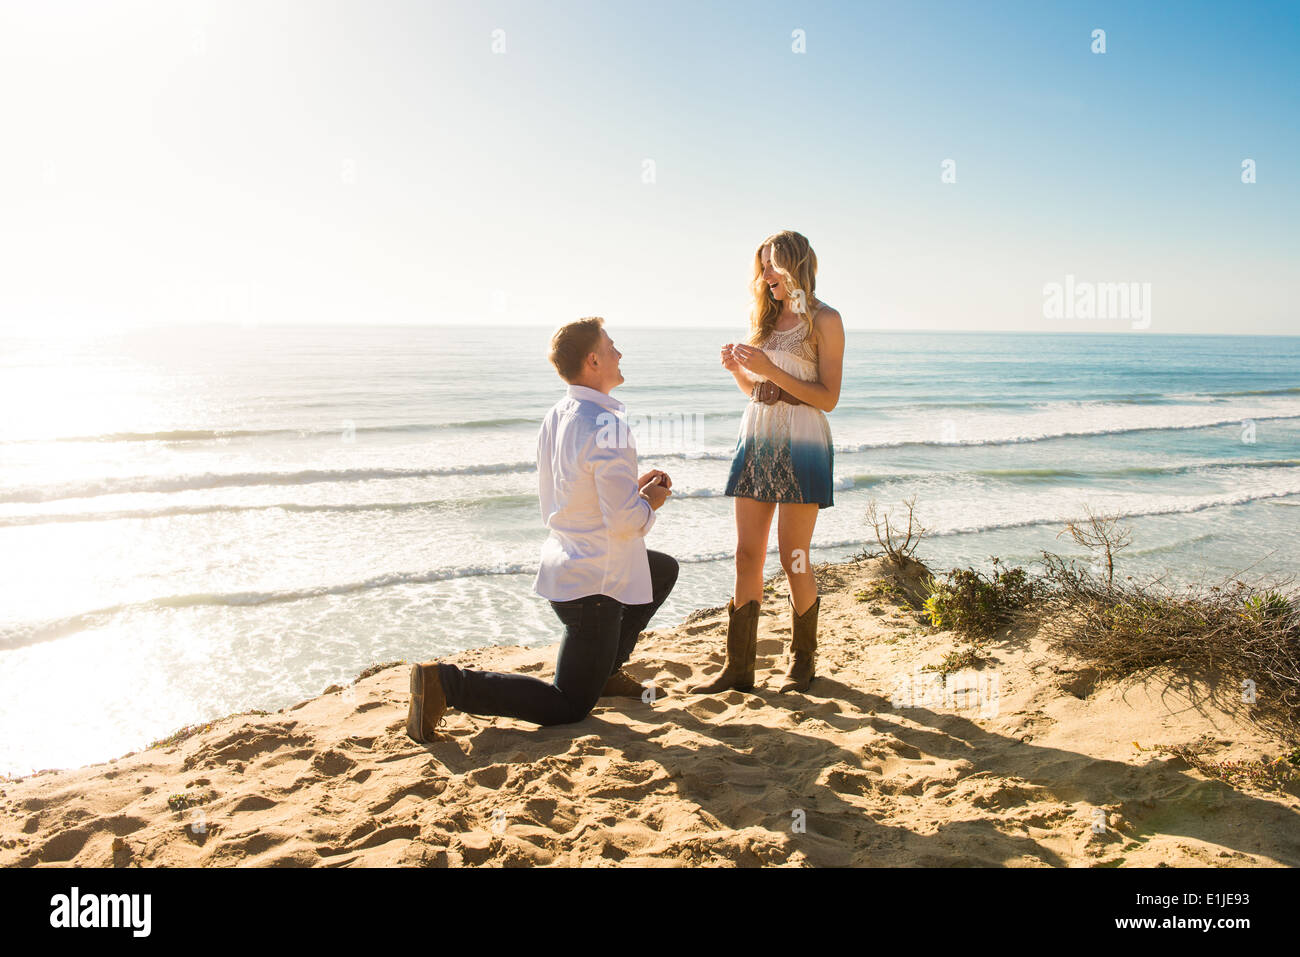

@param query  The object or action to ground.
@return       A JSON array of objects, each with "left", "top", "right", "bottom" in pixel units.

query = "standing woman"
[{"left": 693, "top": 230, "right": 844, "bottom": 695}]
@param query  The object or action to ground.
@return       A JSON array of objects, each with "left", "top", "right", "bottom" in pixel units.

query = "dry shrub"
[
  {"left": 1036, "top": 553, "right": 1300, "bottom": 743},
  {"left": 865, "top": 496, "right": 926, "bottom": 566},
  {"left": 1057, "top": 505, "right": 1132, "bottom": 589}
]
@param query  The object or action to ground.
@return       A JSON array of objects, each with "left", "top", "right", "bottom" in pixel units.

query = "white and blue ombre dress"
[{"left": 725, "top": 318, "right": 835, "bottom": 508}]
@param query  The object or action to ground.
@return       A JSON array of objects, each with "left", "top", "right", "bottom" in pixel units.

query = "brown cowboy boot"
[
  {"left": 601, "top": 669, "right": 647, "bottom": 698},
  {"left": 779, "top": 595, "right": 819, "bottom": 693},
  {"left": 690, "top": 598, "right": 759, "bottom": 693},
  {"left": 406, "top": 661, "right": 448, "bottom": 743}
]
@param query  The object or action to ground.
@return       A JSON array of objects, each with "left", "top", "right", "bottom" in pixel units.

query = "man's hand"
[
  {"left": 638, "top": 469, "right": 672, "bottom": 492},
  {"left": 639, "top": 473, "right": 672, "bottom": 511}
]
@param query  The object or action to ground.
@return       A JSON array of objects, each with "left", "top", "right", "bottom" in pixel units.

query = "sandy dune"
[{"left": 2, "top": 556, "right": 1297, "bottom": 867}]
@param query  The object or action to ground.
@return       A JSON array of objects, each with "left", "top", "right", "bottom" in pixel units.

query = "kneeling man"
[{"left": 407, "top": 317, "right": 678, "bottom": 741}]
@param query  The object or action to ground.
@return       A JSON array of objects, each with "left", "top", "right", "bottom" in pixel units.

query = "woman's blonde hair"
[{"left": 747, "top": 230, "right": 819, "bottom": 345}]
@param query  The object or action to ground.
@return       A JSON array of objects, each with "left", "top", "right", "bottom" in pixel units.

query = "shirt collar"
[{"left": 566, "top": 384, "right": 625, "bottom": 414}]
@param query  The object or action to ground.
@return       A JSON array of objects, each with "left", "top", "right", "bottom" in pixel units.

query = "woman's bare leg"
[
  {"left": 690, "top": 496, "right": 774, "bottom": 695},
  {"left": 777, "top": 502, "right": 820, "bottom": 614},
  {"left": 733, "top": 497, "right": 777, "bottom": 605}
]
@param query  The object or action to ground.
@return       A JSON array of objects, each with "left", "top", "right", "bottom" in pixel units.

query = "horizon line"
[{"left": 5, "top": 322, "right": 1299, "bottom": 339}]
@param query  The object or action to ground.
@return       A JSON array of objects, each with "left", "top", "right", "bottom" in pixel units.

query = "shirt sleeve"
[
  {"left": 536, "top": 420, "right": 552, "bottom": 525},
  {"left": 585, "top": 430, "right": 656, "bottom": 540}
]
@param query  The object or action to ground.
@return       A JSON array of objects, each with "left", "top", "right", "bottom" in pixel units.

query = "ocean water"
[{"left": 1, "top": 323, "right": 1297, "bottom": 776}]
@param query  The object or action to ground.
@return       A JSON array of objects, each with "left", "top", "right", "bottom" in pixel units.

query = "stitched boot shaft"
[
  {"left": 690, "top": 597, "right": 759, "bottom": 693},
  {"left": 779, "top": 595, "right": 819, "bottom": 693}
]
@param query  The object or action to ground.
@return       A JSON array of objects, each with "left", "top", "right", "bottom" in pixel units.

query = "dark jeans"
[{"left": 438, "top": 550, "right": 679, "bottom": 727}]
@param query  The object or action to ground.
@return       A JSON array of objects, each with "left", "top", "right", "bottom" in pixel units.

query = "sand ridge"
[{"left": 2, "top": 556, "right": 1297, "bottom": 867}]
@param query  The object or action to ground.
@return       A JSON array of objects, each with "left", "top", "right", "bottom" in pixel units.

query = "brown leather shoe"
[
  {"left": 601, "top": 669, "right": 646, "bottom": 698},
  {"left": 779, "top": 595, "right": 819, "bottom": 693},
  {"left": 406, "top": 661, "right": 447, "bottom": 743},
  {"left": 690, "top": 598, "right": 759, "bottom": 694}
]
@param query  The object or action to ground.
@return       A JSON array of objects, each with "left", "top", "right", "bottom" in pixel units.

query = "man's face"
[{"left": 594, "top": 329, "right": 624, "bottom": 390}]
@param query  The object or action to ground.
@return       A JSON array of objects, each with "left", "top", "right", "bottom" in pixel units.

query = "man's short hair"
[{"left": 548, "top": 316, "right": 605, "bottom": 383}]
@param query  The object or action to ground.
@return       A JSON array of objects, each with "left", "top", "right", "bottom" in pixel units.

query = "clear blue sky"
[{"left": 1, "top": 0, "right": 1296, "bottom": 334}]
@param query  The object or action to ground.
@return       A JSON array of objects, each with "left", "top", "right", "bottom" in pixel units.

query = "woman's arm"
[
  {"left": 737, "top": 309, "right": 846, "bottom": 413},
  {"left": 730, "top": 367, "right": 759, "bottom": 396}
]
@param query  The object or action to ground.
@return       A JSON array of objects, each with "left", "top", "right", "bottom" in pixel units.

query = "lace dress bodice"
[{"left": 760, "top": 306, "right": 823, "bottom": 380}]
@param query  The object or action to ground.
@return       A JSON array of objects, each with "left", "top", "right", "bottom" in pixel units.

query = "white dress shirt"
[{"left": 533, "top": 384, "right": 656, "bottom": 605}]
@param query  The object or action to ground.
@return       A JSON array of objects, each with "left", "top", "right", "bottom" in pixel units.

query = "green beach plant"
[
  {"left": 1242, "top": 591, "right": 1295, "bottom": 624},
  {"left": 921, "top": 560, "right": 1036, "bottom": 639}
]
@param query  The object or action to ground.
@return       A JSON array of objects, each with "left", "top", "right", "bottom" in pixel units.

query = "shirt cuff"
[{"left": 638, "top": 495, "right": 656, "bottom": 536}]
